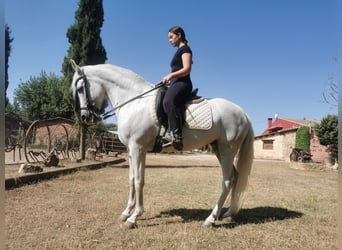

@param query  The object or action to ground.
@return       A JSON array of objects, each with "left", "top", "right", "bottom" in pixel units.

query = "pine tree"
[{"left": 62, "top": 0, "right": 107, "bottom": 159}]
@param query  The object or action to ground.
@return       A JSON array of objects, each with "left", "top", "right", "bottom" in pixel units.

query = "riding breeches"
[{"left": 163, "top": 81, "right": 192, "bottom": 114}]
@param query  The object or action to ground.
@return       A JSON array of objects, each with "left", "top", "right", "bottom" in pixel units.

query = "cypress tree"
[
  {"left": 5, "top": 24, "right": 14, "bottom": 107},
  {"left": 62, "top": 0, "right": 107, "bottom": 92},
  {"left": 62, "top": 0, "right": 107, "bottom": 159}
]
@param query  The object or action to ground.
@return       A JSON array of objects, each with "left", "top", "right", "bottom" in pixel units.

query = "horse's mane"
[{"left": 84, "top": 64, "right": 152, "bottom": 89}]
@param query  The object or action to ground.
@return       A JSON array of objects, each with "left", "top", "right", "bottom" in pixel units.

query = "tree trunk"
[{"left": 80, "top": 123, "right": 87, "bottom": 160}]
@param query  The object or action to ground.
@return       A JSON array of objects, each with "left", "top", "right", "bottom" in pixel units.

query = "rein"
[
  {"left": 75, "top": 73, "right": 163, "bottom": 121},
  {"left": 101, "top": 82, "right": 163, "bottom": 120}
]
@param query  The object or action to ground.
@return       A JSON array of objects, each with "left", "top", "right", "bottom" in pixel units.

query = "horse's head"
[{"left": 70, "top": 59, "right": 107, "bottom": 125}]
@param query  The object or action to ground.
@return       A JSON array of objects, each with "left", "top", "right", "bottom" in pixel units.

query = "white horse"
[{"left": 70, "top": 60, "right": 254, "bottom": 228}]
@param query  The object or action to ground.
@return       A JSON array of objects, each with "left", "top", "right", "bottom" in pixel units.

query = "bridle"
[
  {"left": 74, "top": 72, "right": 164, "bottom": 122},
  {"left": 74, "top": 74, "right": 104, "bottom": 123},
  {"left": 74, "top": 75, "right": 93, "bottom": 111}
]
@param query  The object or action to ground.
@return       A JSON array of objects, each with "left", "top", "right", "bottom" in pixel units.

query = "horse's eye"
[{"left": 77, "top": 86, "right": 84, "bottom": 93}]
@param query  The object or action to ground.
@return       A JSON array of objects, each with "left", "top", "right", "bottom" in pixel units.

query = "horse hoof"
[
  {"left": 221, "top": 209, "right": 232, "bottom": 219},
  {"left": 203, "top": 220, "right": 215, "bottom": 227},
  {"left": 119, "top": 214, "right": 129, "bottom": 222},
  {"left": 123, "top": 221, "right": 137, "bottom": 229}
]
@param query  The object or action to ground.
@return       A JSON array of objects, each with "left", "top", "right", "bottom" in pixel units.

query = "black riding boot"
[{"left": 168, "top": 109, "right": 183, "bottom": 150}]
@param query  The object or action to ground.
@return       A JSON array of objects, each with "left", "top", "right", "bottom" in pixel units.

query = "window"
[{"left": 263, "top": 140, "right": 274, "bottom": 150}]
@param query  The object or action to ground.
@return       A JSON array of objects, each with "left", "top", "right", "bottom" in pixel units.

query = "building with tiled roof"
[{"left": 254, "top": 117, "right": 329, "bottom": 163}]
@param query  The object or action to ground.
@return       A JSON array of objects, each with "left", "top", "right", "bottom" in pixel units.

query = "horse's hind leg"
[{"left": 204, "top": 143, "right": 235, "bottom": 227}]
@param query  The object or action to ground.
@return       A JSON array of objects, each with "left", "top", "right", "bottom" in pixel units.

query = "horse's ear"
[{"left": 70, "top": 59, "right": 83, "bottom": 75}]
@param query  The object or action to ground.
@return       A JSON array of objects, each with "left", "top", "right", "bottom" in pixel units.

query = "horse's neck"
[{"left": 88, "top": 64, "right": 152, "bottom": 108}]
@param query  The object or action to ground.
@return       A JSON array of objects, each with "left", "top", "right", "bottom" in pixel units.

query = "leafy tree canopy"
[
  {"left": 315, "top": 114, "right": 338, "bottom": 164},
  {"left": 14, "top": 71, "right": 73, "bottom": 120}
]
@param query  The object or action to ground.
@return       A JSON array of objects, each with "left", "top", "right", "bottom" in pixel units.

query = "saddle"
[
  {"left": 151, "top": 86, "right": 206, "bottom": 153},
  {"left": 154, "top": 86, "right": 203, "bottom": 128}
]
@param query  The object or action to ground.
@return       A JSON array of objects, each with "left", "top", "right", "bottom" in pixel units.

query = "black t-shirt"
[
  {"left": 170, "top": 46, "right": 192, "bottom": 84},
  {"left": 170, "top": 46, "right": 192, "bottom": 72}
]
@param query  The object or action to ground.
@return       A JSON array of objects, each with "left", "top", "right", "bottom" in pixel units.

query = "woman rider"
[{"left": 162, "top": 26, "right": 193, "bottom": 150}]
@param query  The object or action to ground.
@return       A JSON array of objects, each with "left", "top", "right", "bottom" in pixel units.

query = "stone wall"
[
  {"left": 254, "top": 130, "right": 329, "bottom": 163},
  {"left": 254, "top": 131, "right": 296, "bottom": 161}
]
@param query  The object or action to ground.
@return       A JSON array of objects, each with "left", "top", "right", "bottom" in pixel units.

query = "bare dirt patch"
[{"left": 5, "top": 153, "right": 338, "bottom": 249}]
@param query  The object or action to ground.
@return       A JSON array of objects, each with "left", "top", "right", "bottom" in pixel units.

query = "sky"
[{"left": 5, "top": 0, "right": 338, "bottom": 135}]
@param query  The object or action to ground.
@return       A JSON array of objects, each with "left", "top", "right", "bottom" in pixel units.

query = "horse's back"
[
  {"left": 209, "top": 98, "right": 248, "bottom": 121},
  {"left": 208, "top": 98, "right": 251, "bottom": 141}
]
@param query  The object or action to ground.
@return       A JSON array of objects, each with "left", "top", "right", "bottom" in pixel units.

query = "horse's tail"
[{"left": 229, "top": 115, "right": 254, "bottom": 216}]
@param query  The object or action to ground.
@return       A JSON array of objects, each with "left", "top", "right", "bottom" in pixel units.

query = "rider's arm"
[{"left": 162, "top": 53, "right": 192, "bottom": 84}]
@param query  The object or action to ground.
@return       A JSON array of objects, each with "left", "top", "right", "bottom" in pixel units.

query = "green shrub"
[{"left": 295, "top": 126, "right": 310, "bottom": 152}]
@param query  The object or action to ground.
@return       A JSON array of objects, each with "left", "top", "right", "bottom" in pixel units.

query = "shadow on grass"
[
  {"left": 158, "top": 206, "right": 303, "bottom": 228},
  {"left": 116, "top": 164, "right": 218, "bottom": 169}
]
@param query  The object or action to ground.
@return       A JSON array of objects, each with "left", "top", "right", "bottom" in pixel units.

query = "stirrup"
[
  {"left": 161, "top": 132, "right": 182, "bottom": 150},
  {"left": 161, "top": 132, "right": 173, "bottom": 148}
]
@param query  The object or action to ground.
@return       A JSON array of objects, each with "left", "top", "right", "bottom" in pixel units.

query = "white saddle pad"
[
  {"left": 185, "top": 99, "right": 212, "bottom": 130},
  {"left": 150, "top": 91, "right": 212, "bottom": 130}
]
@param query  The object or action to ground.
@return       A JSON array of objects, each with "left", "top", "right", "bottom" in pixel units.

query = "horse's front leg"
[
  {"left": 119, "top": 162, "right": 136, "bottom": 222},
  {"left": 122, "top": 146, "right": 146, "bottom": 228}
]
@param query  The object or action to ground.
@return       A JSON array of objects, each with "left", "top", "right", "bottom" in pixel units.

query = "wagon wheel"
[
  {"left": 290, "top": 151, "right": 298, "bottom": 162},
  {"left": 5, "top": 134, "right": 18, "bottom": 151},
  {"left": 24, "top": 120, "right": 51, "bottom": 163},
  {"left": 4, "top": 146, "right": 14, "bottom": 152}
]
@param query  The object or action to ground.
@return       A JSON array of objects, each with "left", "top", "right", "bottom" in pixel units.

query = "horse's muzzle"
[
  {"left": 81, "top": 110, "right": 102, "bottom": 126},
  {"left": 80, "top": 109, "right": 93, "bottom": 125}
]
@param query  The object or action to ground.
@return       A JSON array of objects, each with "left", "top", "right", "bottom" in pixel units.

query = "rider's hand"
[{"left": 162, "top": 74, "right": 172, "bottom": 84}]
